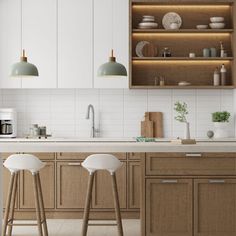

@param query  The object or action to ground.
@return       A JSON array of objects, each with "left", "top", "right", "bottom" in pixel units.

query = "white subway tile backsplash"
[{"left": 0, "top": 88, "right": 234, "bottom": 138}]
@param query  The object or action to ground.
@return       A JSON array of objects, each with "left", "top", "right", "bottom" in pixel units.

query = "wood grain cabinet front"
[
  {"left": 56, "top": 161, "right": 89, "bottom": 209},
  {"left": 194, "top": 179, "right": 236, "bottom": 236},
  {"left": 145, "top": 178, "right": 193, "bottom": 236},
  {"left": 19, "top": 162, "right": 55, "bottom": 209},
  {"left": 92, "top": 162, "right": 127, "bottom": 209}
]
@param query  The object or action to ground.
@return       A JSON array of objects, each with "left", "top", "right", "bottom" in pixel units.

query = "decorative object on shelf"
[
  {"left": 213, "top": 67, "right": 220, "bottom": 86},
  {"left": 154, "top": 77, "right": 159, "bottom": 86},
  {"left": 189, "top": 52, "right": 196, "bottom": 58},
  {"left": 210, "top": 17, "right": 225, "bottom": 23},
  {"left": 207, "top": 130, "right": 214, "bottom": 139},
  {"left": 196, "top": 25, "right": 208, "bottom": 29},
  {"left": 220, "top": 41, "right": 225, "bottom": 57},
  {"left": 98, "top": 49, "right": 127, "bottom": 77},
  {"left": 178, "top": 81, "right": 191, "bottom": 86},
  {"left": 220, "top": 64, "right": 227, "bottom": 85},
  {"left": 98, "top": 0, "right": 127, "bottom": 77},
  {"left": 210, "top": 48, "right": 217, "bottom": 57},
  {"left": 203, "top": 48, "right": 210, "bottom": 57},
  {"left": 162, "top": 12, "right": 182, "bottom": 30},
  {"left": 174, "top": 101, "right": 192, "bottom": 140},
  {"left": 212, "top": 111, "right": 231, "bottom": 138},
  {"left": 159, "top": 76, "right": 165, "bottom": 86},
  {"left": 161, "top": 47, "right": 171, "bottom": 57},
  {"left": 209, "top": 22, "right": 225, "bottom": 29},
  {"left": 10, "top": 49, "right": 39, "bottom": 77},
  {"left": 138, "top": 15, "right": 158, "bottom": 29},
  {"left": 141, "top": 112, "right": 163, "bottom": 138},
  {"left": 135, "top": 41, "right": 157, "bottom": 57}
]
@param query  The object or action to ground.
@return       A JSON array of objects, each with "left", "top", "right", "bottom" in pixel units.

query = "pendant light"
[
  {"left": 97, "top": 0, "right": 127, "bottom": 77},
  {"left": 10, "top": 49, "right": 39, "bottom": 77},
  {"left": 97, "top": 49, "right": 127, "bottom": 77}
]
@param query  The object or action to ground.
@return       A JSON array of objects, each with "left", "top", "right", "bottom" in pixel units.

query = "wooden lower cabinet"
[
  {"left": 92, "top": 162, "right": 127, "bottom": 209},
  {"left": 194, "top": 179, "right": 236, "bottom": 236},
  {"left": 56, "top": 161, "right": 89, "bottom": 209},
  {"left": 145, "top": 178, "right": 192, "bottom": 236},
  {"left": 20, "top": 162, "right": 55, "bottom": 209},
  {"left": 128, "top": 161, "right": 140, "bottom": 209}
]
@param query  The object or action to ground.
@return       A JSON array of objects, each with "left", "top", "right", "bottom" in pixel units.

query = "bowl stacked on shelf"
[
  {"left": 209, "top": 17, "right": 225, "bottom": 29},
  {"left": 138, "top": 15, "right": 158, "bottom": 29}
]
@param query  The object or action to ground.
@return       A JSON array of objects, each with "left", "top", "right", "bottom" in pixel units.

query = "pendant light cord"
[{"left": 111, "top": 0, "right": 114, "bottom": 55}]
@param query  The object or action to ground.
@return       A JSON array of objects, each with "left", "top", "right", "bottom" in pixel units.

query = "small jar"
[
  {"left": 31, "top": 124, "right": 39, "bottom": 137},
  {"left": 162, "top": 48, "right": 171, "bottom": 57},
  {"left": 160, "top": 77, "right": 165, "bottom": 86},
  {"left": 213, "top": 67, "right": 220, "bottom": 86}
]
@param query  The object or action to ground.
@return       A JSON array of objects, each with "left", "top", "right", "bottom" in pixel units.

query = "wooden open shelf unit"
[{"left": 129, "top": 0, "right": 236, "bottom": 89}]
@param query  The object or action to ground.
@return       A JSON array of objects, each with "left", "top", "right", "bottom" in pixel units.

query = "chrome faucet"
[{"left": 86, "top": 104, "right": 96, "bottom": 138}]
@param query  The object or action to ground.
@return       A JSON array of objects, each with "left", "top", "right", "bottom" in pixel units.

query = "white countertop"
[{"left": 0, "top": 137, "right": 236, "bottom": 152}]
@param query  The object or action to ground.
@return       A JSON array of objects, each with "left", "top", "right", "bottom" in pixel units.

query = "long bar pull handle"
[
  {"left": 68, "top": 163, "right": 81, "bottom": 166},
  {"left": 209, "top": 179, "right": 225, "bottom": 184},
  {"left": 186, "top": 153, "right": 202, "bottom": 157},
  {"left": 161, "top": 180, "right": 178, "bottom": 184}
]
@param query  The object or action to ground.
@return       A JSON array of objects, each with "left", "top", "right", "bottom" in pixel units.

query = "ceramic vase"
[
  {"left": 184, "top": 122, "right": 190, "bottom": 139},
  {"left": 214, "top": 122, "right": 229, "bottom": 138}
]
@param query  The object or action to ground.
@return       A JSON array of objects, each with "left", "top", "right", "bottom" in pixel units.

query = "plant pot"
[{"left": 213, "top": 122, "right": 229, "bottom": 138}]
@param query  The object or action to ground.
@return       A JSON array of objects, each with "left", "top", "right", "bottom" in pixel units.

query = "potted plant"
[
  {"left": 212, "top": 111, "right": 231, "bottom": 138},
  {"left": 174, "top": 101, "right": 190, "bottom": 139}
]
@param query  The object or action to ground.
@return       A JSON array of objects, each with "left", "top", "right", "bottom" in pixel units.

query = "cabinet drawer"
[
  {"left": 128, "top": 152, "right": 144, "bottom": 160},
  {"left": 1, "top": 153, "right": 15, "bottom": 159},
  {"left": 25, "top": 152, "right": 55, "bottom": 160},
  {"left": 57, "top": 152, "right": 126, "bottom": 160},
  {"left": 146, "top": 153, "right": 236, "bottom": 176}
]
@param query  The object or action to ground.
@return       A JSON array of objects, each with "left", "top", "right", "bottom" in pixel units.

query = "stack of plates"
[
  {"left": 138, "top": 15, "right": 158, "bottom": 29},
  {"left": 209, "top": 17, "right": 225, "bottom": 29}
]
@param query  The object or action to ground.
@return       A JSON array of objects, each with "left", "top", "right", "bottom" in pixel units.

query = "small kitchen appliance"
[{"left": 0, "top": 108, "right": 17, "bottom": 138}]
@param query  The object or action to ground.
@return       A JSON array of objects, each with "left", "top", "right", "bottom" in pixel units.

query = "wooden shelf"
[
  {"left": 132, "top": 29, "right": 234, "bottom": 33},
  {"left": 130, "top": 85, "right": 235, "bottom": 89},
  {"left": 132, "top": 57, "right": 234, "bottom": 61}
]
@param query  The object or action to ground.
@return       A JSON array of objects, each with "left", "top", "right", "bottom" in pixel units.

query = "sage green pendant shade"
[
  {"left": 10, "top": 50, "right": 39, "bottom": 77},
  {"left": 97, "top": 50, "right": 127, "bottom": 77}
]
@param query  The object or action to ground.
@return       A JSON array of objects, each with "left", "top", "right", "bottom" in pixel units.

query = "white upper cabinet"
[
  {"left": 94, "top": 0, "right": 129, "bottom": 88},
  {"left": 0, "top": 0, "right": 21, "bottom": 88},
  {"left": 58, "top": 0, "right": 93, "bottom": 88},
  {"left": 21, "top": 0, "right": 57, "bottom": 88}
]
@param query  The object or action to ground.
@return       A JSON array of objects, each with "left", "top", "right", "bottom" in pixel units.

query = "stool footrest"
[
  {"left": 7, "top": 220, "right": 45, "bottom": 226},
  {"left": 88, "top": 223, "right": 117, "bottom": 226}
]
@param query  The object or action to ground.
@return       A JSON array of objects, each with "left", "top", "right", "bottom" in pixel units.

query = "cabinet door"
[
  {"left": 58, "top": 0, "right": 93, "bottom": 88},
  {"left": 146, "top": 179, "right": 192, "bottom": 236},
  {"left": 21, "top": 0, "right": 57, "bottom": 88},
  {"left": 128, "top": 161, "right": 140, "bottom": 209},
  {"left": 57, "top": 161, "right": 89, "bottom": 209},
  {"left": 92, "top": 162, "right": 127, "bottom": 209},
  {"left": 94, "top": 0, "right": 129, "bottom": 88},
  {"left": 19, "top": 162, "right": 54, "bottom": 209},
  {"left": 0, "top": 0, "right": 21, "bottom": 88},
  {"left": 194, "top": 179, "right": 236, "bottom": 236}
]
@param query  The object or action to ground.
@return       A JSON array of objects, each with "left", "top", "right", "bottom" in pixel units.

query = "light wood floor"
[{"left": 9, "top": 219, "right": 140, "bottom": 236}]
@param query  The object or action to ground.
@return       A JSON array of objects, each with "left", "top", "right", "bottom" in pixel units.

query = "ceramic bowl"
[
  {"left": 196, "top": 25, "right": 208, "bottom": 29},
  {"left": 209, "top": 22, "right": 225, "bottom": 29},
  {"left": 139, "top": 22, "right": 158, "bottom": 28},
  {"left": 210, "top": 17, "right": 225, "bottom": 23}
]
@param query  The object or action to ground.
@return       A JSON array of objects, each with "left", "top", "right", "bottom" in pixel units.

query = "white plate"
[
  {"left": 135, "top": 41, "right": 150, "bottom": 57},
  {"left": 178, "top": 81, "right": 191, "bottom": 86},
  {"left": 210, "top": 17, "right": 224, "bottom": 23},
  {"left": 139, "top": 22, "right": 158, "bottom": 28},
  {"left": 209, "top": 22, "right": 225, "bottom": 29},
  {"left": 196, "top": 24, "right": 208, "bottom": 29},
  {"left": 162, "top": 12, "right": 182, "bottom": 30}
]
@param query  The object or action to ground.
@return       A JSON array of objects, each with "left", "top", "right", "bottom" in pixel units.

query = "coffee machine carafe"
[{"left": 0, "top": 109, "right": 17, "bottom": 138}]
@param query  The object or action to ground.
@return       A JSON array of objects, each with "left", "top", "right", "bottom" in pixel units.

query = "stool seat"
[
  {"left": 4, "top": 154, "right": 45, "bottom": 174},
  {"left": 82, "top": 154, "right": 122, "bottom": 174}
]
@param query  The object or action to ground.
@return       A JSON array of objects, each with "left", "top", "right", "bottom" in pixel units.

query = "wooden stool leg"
[
  {"left": 82, "top": 172, "right": 95, "bottom": 236},
  {"left": 36, "top": 173, "right": 49, "bottom": 236},
  {"left": 111, "top": 173, "right": 124, "bottom": 236},
  {"left": 33, "top": 173, "right": 43, "bottom": 236},
  {"left": 7, "top": 172, "right": 19, "bottom": 236},
  {"left": 2, "top": 172, "right": 16, "bottom": 236}
]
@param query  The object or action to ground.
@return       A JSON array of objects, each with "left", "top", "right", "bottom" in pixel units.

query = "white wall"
[{"left": 0, "top": 89, "right": 234, "bottom": 139}]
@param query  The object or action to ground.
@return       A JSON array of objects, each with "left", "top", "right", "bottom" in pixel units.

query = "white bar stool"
[
  {"left": 81, "top": 154, "right": 124, "bottom": 236},
  {"left": 2, "top": 154, "right": 49, "bottom": 236}
]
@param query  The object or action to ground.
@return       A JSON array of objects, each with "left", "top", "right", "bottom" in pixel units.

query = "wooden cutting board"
[
  {"left": 141, "top": 113, "right": 154, "bottom": 138},
  {"left": 141, "top": 112, "right": 163, "bottom": 138}
]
